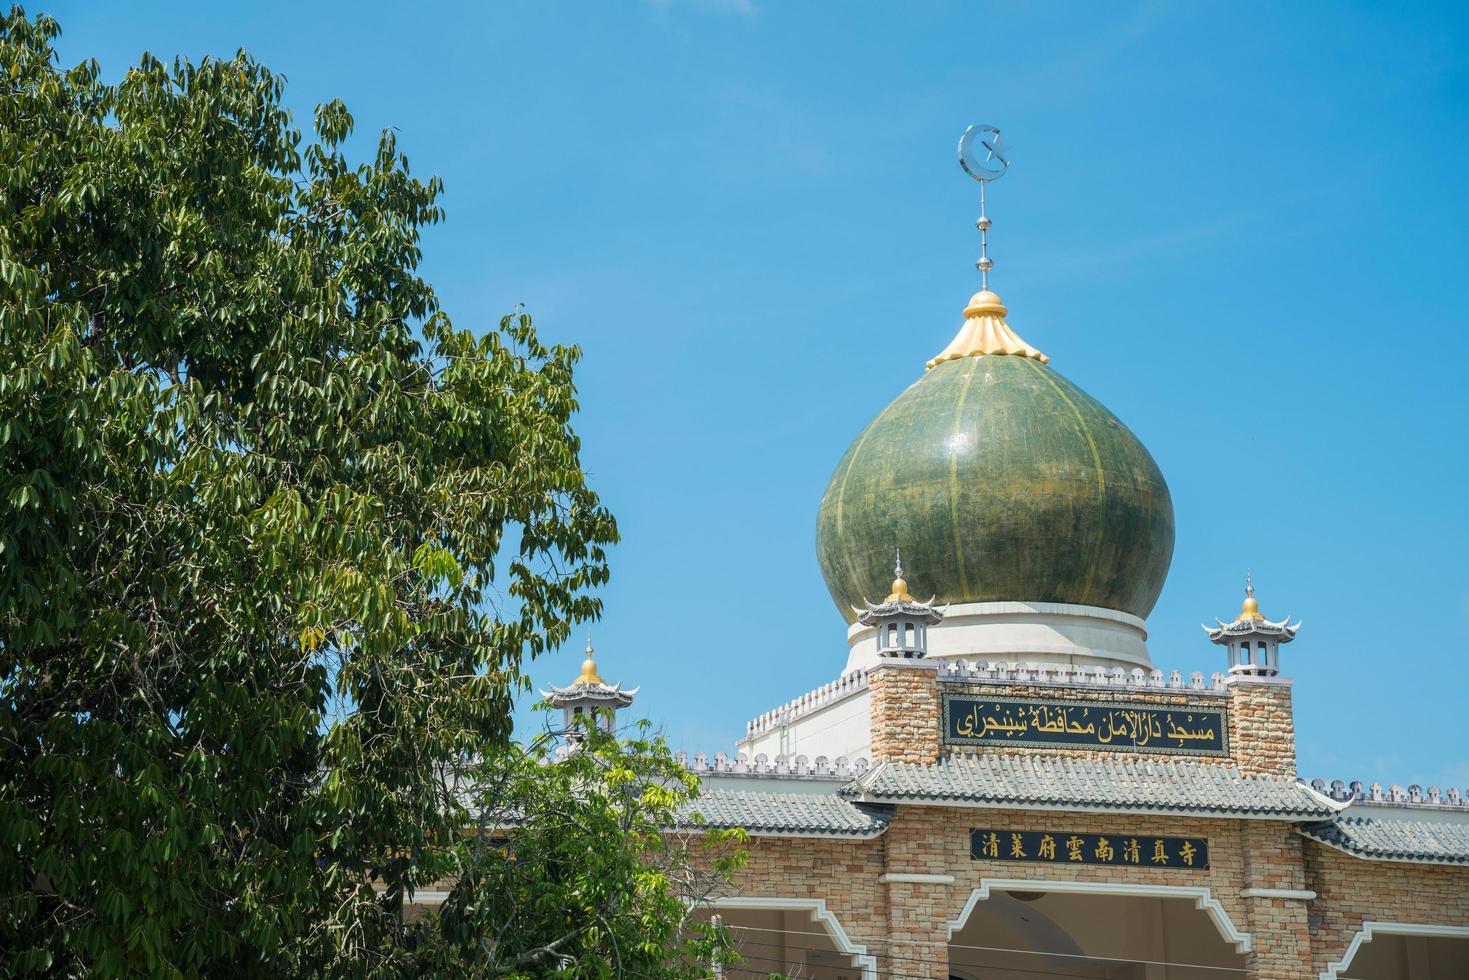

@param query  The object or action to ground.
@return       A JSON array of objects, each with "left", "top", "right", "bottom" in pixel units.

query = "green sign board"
[
  {"left": 942, "top": 694, "right": 1228, "bottom": 757},
  {"left": 971, "top": 829, "right": 1210, "bottom": 870}
]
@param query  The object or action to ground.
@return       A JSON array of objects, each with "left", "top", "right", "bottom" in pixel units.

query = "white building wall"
[{"left": 737, "top": 688, "right": 871, "bottom": 764}]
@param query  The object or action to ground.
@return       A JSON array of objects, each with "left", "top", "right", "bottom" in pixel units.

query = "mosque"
[{"left": 542, "top": 142, "right": 1469, "bottom": 978}]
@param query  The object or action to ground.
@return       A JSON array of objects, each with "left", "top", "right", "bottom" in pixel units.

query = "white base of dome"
[{"left": 843, "top": 600, "right": 1152, "bottom": 674}]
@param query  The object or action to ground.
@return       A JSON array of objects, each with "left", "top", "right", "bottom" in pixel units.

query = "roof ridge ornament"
[
  {"left": 1237, "top": 570, "right": 1265, "bottom": 623},
  {"left": 886, "top": 548, "right": 912, "bottom": 603},
  {"left": 928, "top": 124, "right": 1048, "bottom": 370},
  {"left": 575, "top": 632, "right": 604, "bottom": 685}
]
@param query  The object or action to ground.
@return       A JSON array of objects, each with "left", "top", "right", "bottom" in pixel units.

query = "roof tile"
[
  {"left": 678, "top": 790, "right": 893, "bottom": 838},
  {"left": 848, "top": 753, "right": 1336, "bottom": 819},
  {"left": 1300, "top": 814, "right": 1469, "bottom": 865}
]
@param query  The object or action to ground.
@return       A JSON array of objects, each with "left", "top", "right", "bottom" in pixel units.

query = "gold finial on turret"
[
  {"left": 575, "top": 633, "right": 604, "bottom": 685},
  {"left": 885, "top": 549, "right": 914, "bottom": 603},
  {"left": 1235, "top": 571, "right": 1264, "bottom": 622}
]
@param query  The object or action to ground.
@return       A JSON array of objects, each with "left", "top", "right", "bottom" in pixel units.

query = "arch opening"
[
  {"left": 949, "top": 881, "right": 1248, "bottom": 979},
  {"left": 1322, "top": 923, "right": 1469, "bottom": 980},
  {"left": 696, "top": 897, "right": 876, "bottom": 980}
]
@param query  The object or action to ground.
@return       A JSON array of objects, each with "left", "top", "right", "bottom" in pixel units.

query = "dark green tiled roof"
[
  {"left": 677, "top": 790, "right": 893, "bottom": 838},
  {"left": 846, "top": 754, "right": 1337, "bottom": 819},
  {"left": 1300, "top": 814, "right": 1469, "bottom": 865}
]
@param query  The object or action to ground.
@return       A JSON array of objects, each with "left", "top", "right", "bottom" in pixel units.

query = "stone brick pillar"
[
  {"left": 878, "top": 877, "right": 951, "bottom": 979},
  {"left": 1239, "top": 822, "right": 1317, "bottom": 979},
  {"left": 868, "top": 659, "right": 942, "bottom": 765},
  {"left": 878, "top": 806, "right": 954, "bottom": 980},
  {"left": 1226, "top": 675, "right": 1295, "bottom": 777}
]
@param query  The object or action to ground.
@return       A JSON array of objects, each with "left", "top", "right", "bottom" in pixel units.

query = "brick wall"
[
  {"left": 723, "top": 668, "right": 1469, "bottom": 979},
  {"left": 868, "top": 661, "right": 941, "bottom": 765},
  {"left": 729, "top": 835, "right": 897, "bottom": 975},
  {"left": 729, "top": 807, "right": 1261, "bottom": 978},
  {"left": 1305, "top": 838, "right": 1469, "bottom": 976},
  {"left": 1238, "top": 822, "right": 1315, "bottom": 978},
  {"left": 1226, "top": 677, "right": 1296, "bottom": 778},
  {"left": 721, "top": 805, "right": 1469, "bottom": 979}
]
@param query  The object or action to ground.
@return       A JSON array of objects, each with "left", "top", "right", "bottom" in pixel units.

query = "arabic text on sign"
[{"left": 942, "top": 694, "right": 1228, "bottom": 757}]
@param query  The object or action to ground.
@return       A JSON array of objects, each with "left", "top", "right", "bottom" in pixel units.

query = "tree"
[
  {"left": 0, "top": 8, "right": 624, "bottom": 976},
  {"left": 417, "top": 718, "right": 747, "bottom": 979}
]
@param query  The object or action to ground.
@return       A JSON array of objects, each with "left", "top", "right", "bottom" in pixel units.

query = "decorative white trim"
[
  {"left": 1319, "top": 921, "right": 1469, "bottom": 980},
  {"left": 1240, "top": 887, "right": 1316, "bottom": 900},
  {"left": 948, "top": 879, "right": 1252, "bottom": 954},
  {"left": 879, "top": 872, "right": 956, "bottom": 884},
  {"left": 1223, "top": 673, "right": 1294, "bottom": 688},
  {"left": 406, "top": 889, "right": 451, "bottom": 905},
  {"left": 868, "top": 657, "right": 942, "bottom": 671},
  {"left": 709, "top": 896, "right": 878, "bottom": 979}
]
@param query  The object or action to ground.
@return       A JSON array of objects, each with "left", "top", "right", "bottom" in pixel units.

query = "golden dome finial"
[
  {"left": 1236, "top": 571, "right": 1263, "bottom": 622},
  {"left": 926, "top": 289, "right": 1049, "bottom": 369},
  {"left": 575, "top": 633, "right": 604, "bottom": 685},
  {"left": 885, "top": 549, "right": 914, "bottom": 602}
]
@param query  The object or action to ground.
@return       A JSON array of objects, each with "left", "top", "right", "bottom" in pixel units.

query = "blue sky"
[{"left": 50, "top": 1, "right": 1469, "bottom": 789}]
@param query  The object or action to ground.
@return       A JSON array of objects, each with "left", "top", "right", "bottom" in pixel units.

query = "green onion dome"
[{"left": 815, "top": 290, "right": 1174, "bottom": 625}]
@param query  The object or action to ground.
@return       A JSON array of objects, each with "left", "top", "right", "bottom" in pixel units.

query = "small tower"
[
  {"left": 540, "top": 636, "right": 637, "bottom": 743},
  {"left": 855, "top": 553, "right": 945, "bottom": 659},
  {"left": 1203, "top": 575, "right": 1300, "bottom": 677}
]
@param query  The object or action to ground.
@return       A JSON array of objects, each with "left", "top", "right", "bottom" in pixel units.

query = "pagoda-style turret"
[
  {"left": 854, "top": 554, "right": 945, "bottom": 659},
  {"left": 1203, "top": 575, "right": 1300, "bottom": 677},
  {"left": 540, "top": 637, "right": 637, "bottom": 743}
]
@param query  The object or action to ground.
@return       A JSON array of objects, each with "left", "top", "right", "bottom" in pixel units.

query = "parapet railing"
[
  {"left": 743, "top": 669, "right": 871, "bottom": 739},
  {"left": 1308, "top": 777, "right": 1469, "bottom": 810},
  {"left": 675, "top": 750, "right": 869, "bottom": 779},
  {"left": 937, "top": 661, "right": 1230, "bottom": 694}
]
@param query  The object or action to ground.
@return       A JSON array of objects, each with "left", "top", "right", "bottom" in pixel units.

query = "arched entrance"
[
  {"left": 948, "top": 881, "right": 1249, "bottom": 979},
  {"left": 698, "top": 897, "right": 877, "bottom": 979},
  {"left": 1322, "top": 923, "right": 1469, "bottom": 979}
]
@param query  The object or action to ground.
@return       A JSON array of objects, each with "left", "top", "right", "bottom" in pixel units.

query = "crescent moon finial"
[
  {"left": 957, "top": 124, "right": 1012, "bottom": 292},
  {"left": 958, "top": 124, "right": 1010, "bottom": 183}
]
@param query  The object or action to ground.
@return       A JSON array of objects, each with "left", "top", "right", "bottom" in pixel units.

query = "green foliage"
[
  {"left": 0, "top": 7, "right": 618, "bottom": 976},
  {"left": 416, "top": 720, "right": 747, "bottom": 978}
]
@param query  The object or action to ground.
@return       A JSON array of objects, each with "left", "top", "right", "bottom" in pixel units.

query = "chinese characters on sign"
[
  {"left": 970, "top": 829, "right": 1210, "bottom": 870},
  {"left": 942, "top": 694, "right": 1228, "bottom": 757}
]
